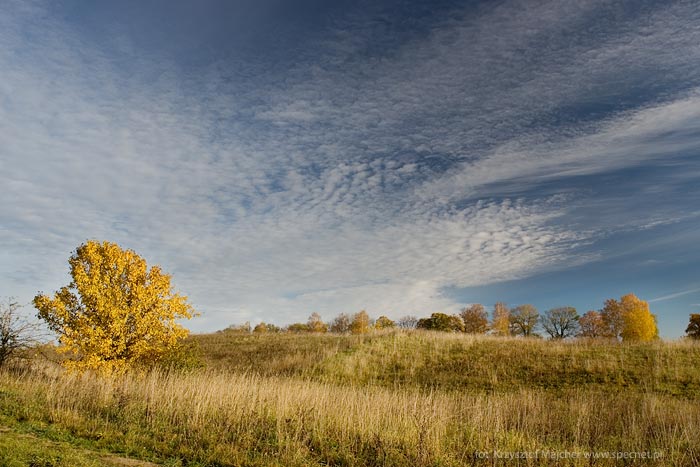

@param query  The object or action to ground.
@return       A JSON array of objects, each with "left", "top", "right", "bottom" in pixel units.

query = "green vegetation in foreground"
[
  {"left": 0, "top": 331, "right": 698, "bottom": 466},
  {"left": 0, "top": 424, "right": 160, "bottom": 467}
]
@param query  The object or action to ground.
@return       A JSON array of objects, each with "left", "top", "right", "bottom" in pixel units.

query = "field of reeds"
[{"left": 1, "top": 331, "right": 699, "bottom": 466}]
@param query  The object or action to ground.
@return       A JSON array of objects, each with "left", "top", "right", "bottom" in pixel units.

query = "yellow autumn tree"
[
  {"left": 490, "top": 302, "right": 510, "bottom": 336},
  {"left": 618, "top": 293, "right": 658, "bottom": 342},
  {"left": 350, "top": 310, "right": 371, "bottom": 334},
  {"left": 601, "top": 293, "right": 657, "bottom": 342},
  {"left": 307, "top": 312, "right": 328, "bottom": 333},
  {"left": 374, "top": 315, "right": 395, "bottom": 330},
  {"left": 33, "top": 240, "right": 195, "bottom": 373}
]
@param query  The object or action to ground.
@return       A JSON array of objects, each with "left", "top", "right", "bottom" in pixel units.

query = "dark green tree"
[
  {"left": 417, "top": 313, "right": 464, "bottom": 332},
  {"left": 686, "top": 314, "right": 700, "bottom": 339}
]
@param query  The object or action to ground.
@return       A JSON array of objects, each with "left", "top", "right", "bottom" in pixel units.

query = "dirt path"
[{"left": 99, "top": 455, "right": 162, "bottom": 467}]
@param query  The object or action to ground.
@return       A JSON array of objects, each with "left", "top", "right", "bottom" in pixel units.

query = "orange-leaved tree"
[
  {"left": 578, "top": 310, "right": 606, "bottom": 338},
  {"left": 33, "top": 240, "right": 195, "bottom": 373},
  {"left": 460, "top": 304, "right": 489, "bottom": 334}
]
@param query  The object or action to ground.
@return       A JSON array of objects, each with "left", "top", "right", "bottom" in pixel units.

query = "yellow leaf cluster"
[
  {"left": 34, "top": 240, "right": 195, "bottom": 374},
  {"left": 350, "top": 310, "right": 371, "bottom": 334},
  {"left": 618, "top": 293, "right": 658, "bottom": 342},
  {"left": 490, "top": 302, "right": 510, "bottom": 336}
]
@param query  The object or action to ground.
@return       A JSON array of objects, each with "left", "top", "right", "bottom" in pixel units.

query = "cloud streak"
[{"left": 649, "top": 288, "right": 700, "bottom": 304}]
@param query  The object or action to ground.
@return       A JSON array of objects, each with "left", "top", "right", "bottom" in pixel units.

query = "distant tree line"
[
  {"left": 224, "top": 310, "right": 399, "bottom": 336},
  {"left": 219, "top": 293, "right": 693, "bottom": 342},
  {"left": 415, "top": 293, "right": 660, "bottom": 341}
]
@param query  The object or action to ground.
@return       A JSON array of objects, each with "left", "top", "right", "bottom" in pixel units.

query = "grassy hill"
[
  {"left": 193, "top": 330, "right": 700, "bottom": 395},
  {"left": 0, "top": 331, "right": 698, "bottom": 466}
]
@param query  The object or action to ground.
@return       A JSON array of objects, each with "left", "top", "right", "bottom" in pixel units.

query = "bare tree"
[
  {"left": 0, "top": 299, "right": 39, "bottom": 368},
  {"left": 330, "top": 313, "right": 351, "bottom": 333},
  {"left": 397, "top": 315, "right": 418, "bottom": 330},
  {"left": 542, "top": 307, "right": 580, "bottom": 339}
]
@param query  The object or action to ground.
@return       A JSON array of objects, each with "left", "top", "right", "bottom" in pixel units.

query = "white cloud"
[
  {"left": 2, "top": 0, "right": 699, "bottom": 329},
  {"left": 417, "top": 93, "right": 700, "bottom": 202},
  {"left": 649, "top": 288, "right": 700, "bottom": 304}
]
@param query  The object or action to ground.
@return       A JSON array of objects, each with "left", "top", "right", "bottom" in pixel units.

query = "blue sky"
[{"left": 1, "top": 0, "right": 699, "bottom": 337}]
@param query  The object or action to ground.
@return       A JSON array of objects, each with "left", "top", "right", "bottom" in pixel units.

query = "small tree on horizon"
[
  {"left": 0, "top": 299, "right": 41, "bottom": 368},
  {"left": 397, "top": 315, "right": 418, "bottom": 329},
  {"left": 350, "top": 310, "right": 371, "bottom": 334},
  {"left": 602, "top": 293, "right": 658, "bottom": 342},
  {"left": 330, "top": 313, "right": 351, "bottom": 333},
  {"left": 509, "top": 304, "right": 539, "bottom": 337},
  {"left": 374, "top": 315, "right": 395, "bottom": 330},
  {"left": 620, "top": 294, "right": 658, "bottom": 341},
  {"left": 542, "top": 307, "right": 579, "bottom": 339},
  {"left": 253, "top": 322, "right": 269, "bottom": 333},
  {"left": 416, "top": 313, "right": 463, "bottom": 332},
  {"left": 601, "top": 298, "right": 625, "bottom": 339},
  {"left": 460, "top": 304, "right": 489, "bottom": 334},
  {"left": 578, "top": 310, "right": 606, "bottom": 338},
  {"left": 286, "top": 322, "right": 310, "bottom": 333},
  {"left": 686, "top": 314, "right": 700, "bottom": 339},
  {"left": 224, "top": 321, "right": 252, "bottom": 334},
  {"left": 307, "top": 312, "right": 328, "bottom": 333},
  {"left": 491, "top": 302, "right": 510, "bottom": 336}
]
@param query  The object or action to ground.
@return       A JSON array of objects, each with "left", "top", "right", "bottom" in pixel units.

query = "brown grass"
[{"left": 1, "top": 331, "right": 699, "bottom": 466}]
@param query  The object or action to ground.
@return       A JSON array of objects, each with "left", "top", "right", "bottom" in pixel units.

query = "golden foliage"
[
  {"left": 602, "top": 293, "right": 658, "bottom": 342},
  {"left": 619, "top": 293, "right": 658, "bottom": 342},
  {"left": 374, "top": 315, "right": 395, "bottom": 330},
  {"left": 253, "top": 322, "right": 269, "bottom": 333},
  {"left": 307, "top": 312, "right": 328, "bottom": 333},
  {"left": 350, "top": 310, "right": 371, "bottom": 334},
  {"left": 490, "top": 302, "right": 510, "bottom": 336},
  {"left": 33, "top": 240, "right": 194, "bottom": 373}
]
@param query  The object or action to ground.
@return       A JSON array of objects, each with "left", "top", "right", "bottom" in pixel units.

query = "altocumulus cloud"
[{"left": 2, "top": 0, "right": 700, "bottom": 330}]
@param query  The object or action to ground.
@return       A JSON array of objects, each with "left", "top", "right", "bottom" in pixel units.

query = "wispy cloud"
[
  {"left": 2, "top": 0, "right": 700, "bottom": 329},
  {"left": 649, "top": 288, "right": 700, "bottom": 304}
]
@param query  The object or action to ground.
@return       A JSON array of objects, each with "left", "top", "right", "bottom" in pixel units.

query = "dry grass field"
[{"left": 1, "top": 331, "right": 699, "bottom": 466}]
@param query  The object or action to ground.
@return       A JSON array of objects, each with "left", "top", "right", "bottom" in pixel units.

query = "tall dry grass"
[{"left": 1, "top": 357, "right": 698, "bottom": 466}]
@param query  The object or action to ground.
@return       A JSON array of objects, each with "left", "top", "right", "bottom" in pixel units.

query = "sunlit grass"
[{"left": 1, "top": 331, "right": 699, "bottom": 466}]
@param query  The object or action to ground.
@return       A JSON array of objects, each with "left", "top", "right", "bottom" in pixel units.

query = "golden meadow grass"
[{"left": 1, "top": 331, "right": 700, "bottom": 466}]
